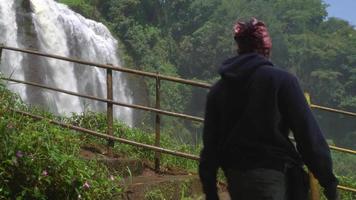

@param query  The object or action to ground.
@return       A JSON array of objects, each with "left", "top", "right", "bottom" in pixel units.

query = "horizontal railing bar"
[
  {"left": 8, "top": 108, "right": 356, "bottom": 193},
  {"left": 337, "top": 185, "right": 356, "bottom": 193},
  {"left": 3, "top": 77, "right": 355, "bottom": 155},
  {"left": 1, "top": 77, "right": 204, "bottom": 122},
  {"left": 10, "top": 108, "right": 200, "bottom": 161},
  {"left": 311, "top": 104, "right": 356, "bottom": 117},
  {"left": 288, "top": 136, "right": 356, "bottom": 156},
  {"left": 329, "top": 145, "right": 356, "bottom": 155},
  {"left": 1, "top": 46, "right": 211, "bottom": 88}
]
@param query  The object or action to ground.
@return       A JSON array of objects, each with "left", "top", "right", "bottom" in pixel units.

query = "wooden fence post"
[
  {"left": 305, "top": 92, "right": 320, "bottom": 200},
  {"left": 154, "top": 73, "right": 161, "bottom": 172},
  {"left": 0, "top": 44, "right": 3, "bottom": 63},
  {"left": 107, "top": 64, "right": 114, "bottom": 155}
]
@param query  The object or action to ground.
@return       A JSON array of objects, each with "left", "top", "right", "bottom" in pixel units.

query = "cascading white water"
[
  {"left": 0, "top": 0, "right": 133, "bottom": 126},
  {"left": 0, "top": 0, "right": 26, "bottom": 100}
]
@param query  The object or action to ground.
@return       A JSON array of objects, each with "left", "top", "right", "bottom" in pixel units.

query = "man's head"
[{"left": 234, "top": 18, "right": 272, "bottom": 58}]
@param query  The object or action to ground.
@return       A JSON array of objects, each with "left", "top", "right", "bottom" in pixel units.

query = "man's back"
[
  {"left": 200, "top": 53, "right": 338, "bottom": 200},
  {"left": 199, "top": 17, "right": 338, "bottom": 200},
  {"left": 210, "top": 55, "right": 302, "bottom": 171}
]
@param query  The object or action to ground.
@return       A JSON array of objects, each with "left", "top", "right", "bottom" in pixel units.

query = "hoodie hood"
[{"left": 219, "top": 53, "right": 273, "bottom": 81}]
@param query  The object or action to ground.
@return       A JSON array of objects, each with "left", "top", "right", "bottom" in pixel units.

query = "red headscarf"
[{"left": 233, "top": 18, "right": 272, "bottom": 55}]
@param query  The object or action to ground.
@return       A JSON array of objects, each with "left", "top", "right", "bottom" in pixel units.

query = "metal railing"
[{"left": 0, "top": 45, "right": 355, "bottom": 197}]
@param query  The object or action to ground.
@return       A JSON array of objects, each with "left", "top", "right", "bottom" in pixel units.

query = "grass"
[
  {"left": 0, "top": 81, "right": 123, "bottom": 200},
  {"left": 66, "top": 111, "right": 200, "bottom": 173}
]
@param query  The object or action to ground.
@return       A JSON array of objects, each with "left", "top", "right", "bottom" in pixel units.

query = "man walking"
[{"left": 199, "top": 18, "right": 338, "bottom": 200}]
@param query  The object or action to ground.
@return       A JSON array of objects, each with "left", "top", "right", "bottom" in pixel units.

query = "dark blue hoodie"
[{"left": 199, "top": 53, "right": 338, "bottom": 199}]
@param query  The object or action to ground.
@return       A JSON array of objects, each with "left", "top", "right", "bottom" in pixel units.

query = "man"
[{"left": 199, "top": 18, "right": 338, "bottom": 200}]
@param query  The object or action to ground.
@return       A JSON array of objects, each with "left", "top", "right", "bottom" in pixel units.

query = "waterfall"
[
  {"left": 0, "top": 0, "right": 26, "bottom": 101},
  {"left": 0, "top": 0, "right": 133, "bottom": 126}
]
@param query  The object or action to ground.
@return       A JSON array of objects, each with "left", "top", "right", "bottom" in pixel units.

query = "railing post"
[
  {"left": 0, "top": 44, "right": 3, "bottom": 63},
  {"left": 305, "top": 92, "right": 320, "bottom": 200},
  {"left": 154, "top": 73, "right": 161, "bottom": 172},
  {"left": 107, "top": 64, "right": 114, "bottom": 154}
]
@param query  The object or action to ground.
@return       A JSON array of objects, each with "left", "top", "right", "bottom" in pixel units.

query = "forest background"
[{"left": 58, "top": 0, "right": 356, "bottom": 151}]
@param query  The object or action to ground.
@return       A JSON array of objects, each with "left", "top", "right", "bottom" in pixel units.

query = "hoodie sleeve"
[
  {"left": 199, "top": 87, "right": 220, "bottom": 200},
  {"left": 279, "top": 75, "right": 338, "bottom": 199}
]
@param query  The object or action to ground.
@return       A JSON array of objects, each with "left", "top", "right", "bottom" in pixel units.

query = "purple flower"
[
  {"left": 83, "top": 181, "right": 90, "bottom": 189},
  {"left": 42, "top": 170, "right": 48, "bottom": 176},
  {"left": 16, "top": 151, "right": 23, "bottom": 158}
]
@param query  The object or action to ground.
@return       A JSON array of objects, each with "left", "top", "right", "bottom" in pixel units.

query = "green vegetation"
[
  {"left": 331, "top": 152, "right": 356, "bottom": 199},
  {"left": 0, "top": 79, "right": 199, "bottom": 199},
  {"left": 59, "top": 0, "right": 102, "bottom": 20},
  {"left": 0, "top": 81, "right": 121, "bottom": 199},
  {"left": 69, "top": 110, "right": 199, "bottom": 171}
]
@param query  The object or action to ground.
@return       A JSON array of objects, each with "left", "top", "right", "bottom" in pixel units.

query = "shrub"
[{"left": 0, "top": 82, "right": 121, "bottom": 200}]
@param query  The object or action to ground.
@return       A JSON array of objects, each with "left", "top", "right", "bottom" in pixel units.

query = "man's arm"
[
  {"left": 279, "top": 75, "right": 338, "bottom": 200},
  {"left": 199, "top": 89, "right": 220, "bottom": 200}
]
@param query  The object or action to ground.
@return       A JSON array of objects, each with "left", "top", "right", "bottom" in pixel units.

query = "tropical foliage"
[{"left": 0, "top": 81, "right": 121, "bottom": 200}]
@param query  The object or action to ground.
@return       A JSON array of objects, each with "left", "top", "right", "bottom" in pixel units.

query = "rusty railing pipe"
[
  {"left": 1, "top": 77, "right": 204, "bottom": 122},
  {"left": 311, "top": 104, "right": 356, "bottom": 117},
  {"left": 1, "top": 46, "right": 211, "bottom": 88}
]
